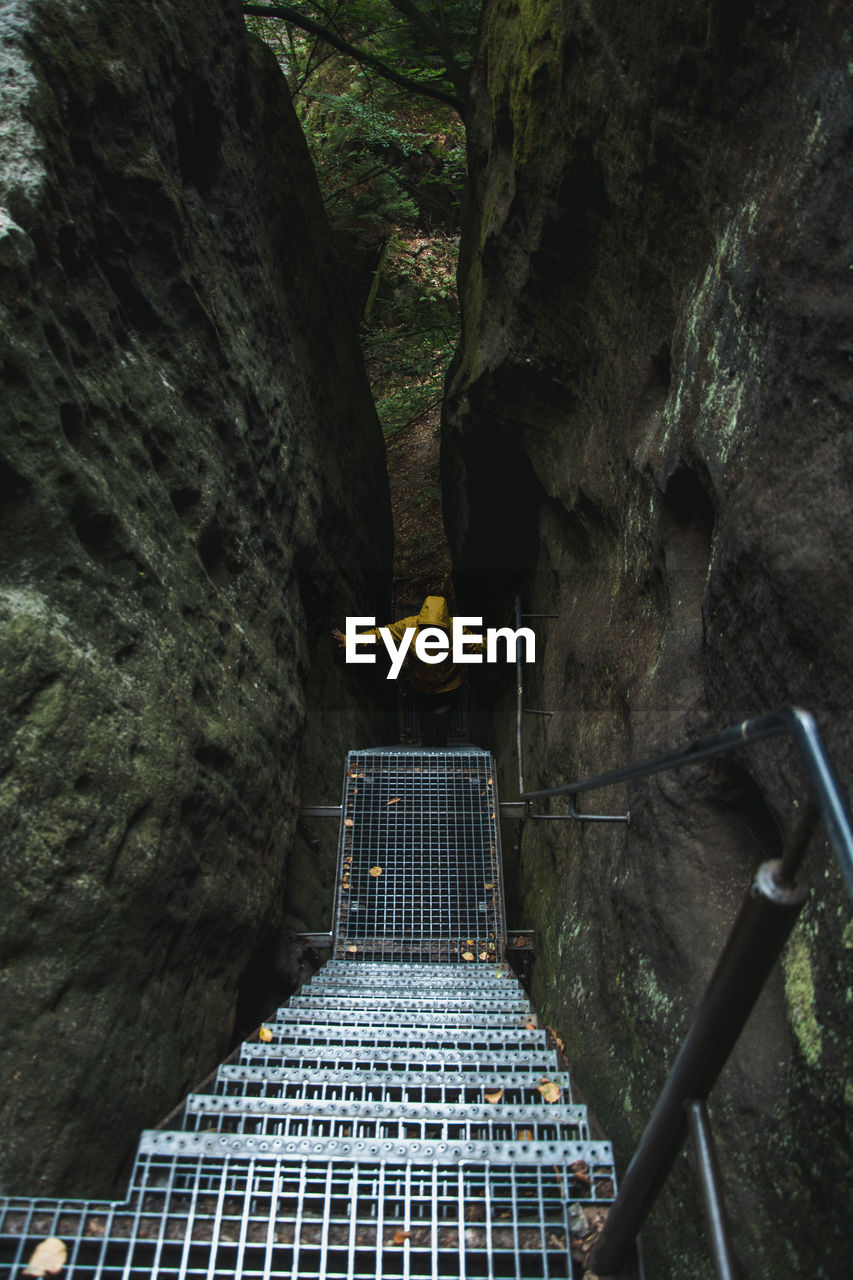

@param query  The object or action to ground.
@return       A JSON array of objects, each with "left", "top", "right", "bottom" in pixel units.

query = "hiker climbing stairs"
[{"left": 0, "top": 748, "right": 617, "bottom": 1277}]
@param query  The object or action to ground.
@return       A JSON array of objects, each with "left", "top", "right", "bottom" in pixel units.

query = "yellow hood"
[{"left": 417, "top": 595, "right": 452, "bottom": 629}]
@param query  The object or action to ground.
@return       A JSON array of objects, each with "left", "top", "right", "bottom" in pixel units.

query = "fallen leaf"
[
  {"left": 347, "top": 945, "right": 358, "bottom": 953},
  {"left": 525, "top": 1020, "right": 536, "bottom": 1030},
  {"left": 570, "top": 1160, "right": 591, "bottom": 1184},
  {"left": 369, "top": 866, "right": 383, "bottom": 877},
  {"left": 484, "top": 1089, "right": 503, "bottom": 1104},
  {"left": 518, "top": 1128, "right": 533, "bottom": 1141},
  {"left": 478, "top": 951, "right": 489, "bottom": 961},
  {"left": 537, "top": 1078, "right": 561, "bottom": 1103},
  {"left": 467, "top": 939, "right": 474, "bottom": 945},
  {"left": 258, "top": 1026, "right": 273, "bottom": 1043},
  {"left": 514, "top": 935, "right": 528, "bottom": 948},
  {"left": 461, "top": 951, "right": 475, "bottom": 961},
  {"left": 344, "top": 818, "right": 354, "bottom": 827},
  {"left": 483, "top": 882, "right": 495, "bottom": 889},
  {"left": 387, "top": 797, "right": 401, "bottom": 805},
  {"left": 23, "top": 1238, "right": 67, "bottom": 1276},
  {"left": 391, "top": 1230, "right": 411, "bottom": 1245}
]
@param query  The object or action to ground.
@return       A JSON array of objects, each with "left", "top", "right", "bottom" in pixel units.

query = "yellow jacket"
[{"left": 364, "top": 596, "right": 481, "bottom": 694}]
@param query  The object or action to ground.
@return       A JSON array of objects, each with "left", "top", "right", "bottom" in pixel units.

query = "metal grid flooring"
[
  {"left": 335, "top": 749, "right": 503, "bottom": 962},
  {"left": 398, "top": 671, "right": 469, "bottom": 744},
  {"left": 0, "top": 752, "right": 616, "bottom": 1278}
]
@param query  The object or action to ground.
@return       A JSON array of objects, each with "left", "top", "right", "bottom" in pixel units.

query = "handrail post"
[
  {"left": 590, "top": 857, "right": 809, "bottom": 1274},
  {"left": 686, "top": 1100, "right": 739, "bottom": 1280},
  {"left": 514, "top": 594, "right": 525, "bottom": 797}
]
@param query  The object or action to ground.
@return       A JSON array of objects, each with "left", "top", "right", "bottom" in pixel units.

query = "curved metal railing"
[{"left": 518, "top": 704, "right": 853, "bottom": 1277}]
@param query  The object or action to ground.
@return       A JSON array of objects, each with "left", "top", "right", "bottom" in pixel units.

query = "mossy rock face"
[
  {"left": 0, "top": 0, "right": 391, "bottom": 1196},
  {"left": 446, "top": 1, "right": 853, "bottom": 1275}
]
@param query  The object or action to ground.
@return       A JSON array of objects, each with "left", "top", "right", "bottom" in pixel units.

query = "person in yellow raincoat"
[{"left": 332, "top": 595, "right": 480, "bottom": 747}]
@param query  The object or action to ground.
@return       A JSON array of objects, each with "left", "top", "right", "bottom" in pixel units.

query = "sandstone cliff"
[
  {"left": 0, "top": 0, "right": 391, "bottom": 1196},
  {"left": 444, "top": 2, "right": 853, "bottom": 1274}
]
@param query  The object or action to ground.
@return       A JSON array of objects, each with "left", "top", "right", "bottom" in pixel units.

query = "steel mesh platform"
[
  {"left": 0, "top": 750, "right": 616, "bottom": 1278},
  {"left": 0, "top": 1155, "right": 604, "bottom": 1278},
  {"left": 398, "top": 670, "right": 469, "bottom": 744},
  {"left": 334, "top": 750, "right": 504, "bottom": 963}
]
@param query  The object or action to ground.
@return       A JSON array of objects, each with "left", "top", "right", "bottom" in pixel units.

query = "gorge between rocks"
[{"left": 2, "top": 3, "right": 852, "bottom": 1277}]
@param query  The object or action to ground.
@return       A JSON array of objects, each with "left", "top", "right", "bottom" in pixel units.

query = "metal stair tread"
[
  {"left": 183, "top": 1094, "right": 587, "bottom": 1125},
  {"left": 238, "top": 1043, "right": 559, "bottom": 1071},
  {"left": 256, "top": 1025, "right": 547, "bottom": 1049},
  {"left": 266, "top": 1008, "right": 537, "bottom": 1028},
  {"left": 140, "top": 1127, "right": 614, "bottom": 1175},
  {"left": 289, "top": 994, "right": 531, "bottom": 1012},
  {"left": 215, "top": 1064, "right": 573, "bottom": 1106}
]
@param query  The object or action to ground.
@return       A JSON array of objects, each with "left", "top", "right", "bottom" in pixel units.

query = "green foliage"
[
  {"left": 246, "top": 3, "right": 468, "bottom": 450},
  {"left": 366, "top": 317, "right": 457, "bottom": 439},
  {"left": 362, "top": 227, "right": 458, "bottom": 436},
  {"left": 244, "top": 1, "right": 480, "bottom": 111}
]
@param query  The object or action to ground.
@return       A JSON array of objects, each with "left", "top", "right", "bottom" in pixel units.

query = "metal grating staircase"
[{"left": 0, "top": 748, "right": 616, "bottom": 1277}]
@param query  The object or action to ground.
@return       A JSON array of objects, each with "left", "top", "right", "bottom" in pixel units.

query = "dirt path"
[{"left": 385, "top": 401, "right": 453, "bottom": 612}]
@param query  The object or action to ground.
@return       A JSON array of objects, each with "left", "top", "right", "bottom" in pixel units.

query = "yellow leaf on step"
[
  {"left": 484, "top": 1089, "right": 503, "bottom": 1104},
  {"left": 461, "top": 951, "right": 475, "bottom": 961},
  {"left": 392, "top": 1230, "right": 411, "bottom": 1244},
  {"left": 23, "top": 1238, "right": 67, "bottom": 1276},
  {"left": 387, "top": 797, "right": 401, "bottom": 805},
  {"left": 537, "top": 1078, "right": 561, "bottom": 1103},
  {"left": 369, "top": 866, "right": 383, "bottom": 877},
  {"left": 258, "top": 1026, "right": 273, "bottom": 1043},
  {"left": 478, "top": 952, "right": 488, "bottom": 961}
]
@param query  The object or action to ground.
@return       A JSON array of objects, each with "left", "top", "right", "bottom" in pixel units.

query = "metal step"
[
  {"left": 256, "top": 1025, "right": 548, "bottom": 1051},
  {"left": 182, "top": 1094, "right": 591, "bottom": 1142},
  {"left": 288, "top": 993, "right": 532, "bottom": 1013},
  {"left": 238, "top": 1043, "right": 559, "bottom": 1074},
  {"left": 141, "top": 1128, "right": 614, "bottom": 1173},
  {"left": 304, "top": 971, "right": 522, "bottom": 991},
  {"left": 313, "top": 960, "right": 517, "bottom": 979},
  {"left": 215, "top": 1064, "right": 574, "bottom": 1106},
  {"left": 267, "top": 1008, "right": 538, "bottom": 1029},
  {"left": 0, "top": 1155, "right": 603, "bottom": 1279}
]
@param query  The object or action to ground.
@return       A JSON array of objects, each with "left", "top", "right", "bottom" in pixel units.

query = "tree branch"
[
  {"left": 242, "top": 3, "right": 467, "bottom": 116},
  {"left": 386, "top": 0, "right": 468, "bottom": 102}
]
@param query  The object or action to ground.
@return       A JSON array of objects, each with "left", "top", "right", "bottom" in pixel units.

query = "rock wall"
[
  {"left": 0, "top": 0, "right": 392, "bottom": 1196},
  {"left": 444, "top": 2, "right": 853, "bottom": 1274}
]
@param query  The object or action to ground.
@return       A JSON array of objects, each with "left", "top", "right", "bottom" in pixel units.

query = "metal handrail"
[
  {"left": 522, "top": 706, "right": 853, "bottom": 897},
  {"left": 518, "top": 706, "right": 853, "bottom": 1274}
]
